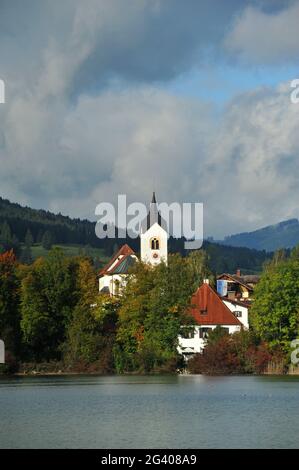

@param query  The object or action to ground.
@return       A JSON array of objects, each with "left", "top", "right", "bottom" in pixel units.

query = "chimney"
[
  {"left": 236, "top": 269, "right": 241, "bottom": 277},
  {"left": 203, "top": 279, "right": 210, "bottom": 284}
]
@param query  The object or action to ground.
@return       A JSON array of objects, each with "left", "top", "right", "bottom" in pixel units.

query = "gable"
[
  {"left": 188, "top": 283, "right": 242, "bottom": 326},
  {"left": 99, "top": 244, "right": 135, "bottom": 276},
  {"left": 142, "top": 222, "right": 168, "bottom": 238}
]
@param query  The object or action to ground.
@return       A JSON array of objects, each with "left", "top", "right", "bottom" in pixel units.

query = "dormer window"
[{"left": 151, "top": 237, "right": 159, "bottom": 250}]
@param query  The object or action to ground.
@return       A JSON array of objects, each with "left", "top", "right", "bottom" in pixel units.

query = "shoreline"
[{"left": 1, "top": 371, "right": 299, "bottom": 378}]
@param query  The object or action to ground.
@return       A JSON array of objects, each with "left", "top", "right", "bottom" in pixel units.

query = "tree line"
[
  {"left": 1, "top": 201, "right": 271, "bottom": 274},
  {"left": 0, "top": 248, "right": 212, "bottom": 374},
  {"left": 1, "top": 244, "right": 299, "bottom": 375}
]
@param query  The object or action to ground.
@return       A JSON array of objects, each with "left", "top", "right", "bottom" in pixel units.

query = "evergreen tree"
[
  {"left": 41, "top": 230, "right": 53, "bottom": 250},
  {"left": 36, "top": 229, "right": 44, "bottom": 244},
  {"left": 0, "top": 221, "right": 12, "bottom": 245},
  {"left": 0, "top": 221, "right": 20, "bottom": 257},
  {"left": 20, "top": 245, "right": 33, "bottom": 265},
  {"left": 25, "top": 229, "right": 34, "bottom": 247}
]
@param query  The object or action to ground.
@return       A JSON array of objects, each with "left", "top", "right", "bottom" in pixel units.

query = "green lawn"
[{"left": 25, "top": 243, "right": 109, "bottom": 267}]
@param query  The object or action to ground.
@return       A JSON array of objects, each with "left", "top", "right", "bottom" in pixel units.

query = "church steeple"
[
  {"left": 140, "top": 192, "right": 168, "bottom": 266},
  {"left": 144, "top": 192, "right": 161, "bottom": 231}
]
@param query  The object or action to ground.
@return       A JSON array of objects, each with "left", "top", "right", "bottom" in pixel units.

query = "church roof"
[
  {"left": 112, "top": 254, "right": 136, "bottom": 274},
  {"left": 141, "top": 192, "right": 166, "bottom": 232},
  {"left": 99, "top": 244, "right": 136, "bottom": 276},
  {"left": 188, "top": 282, "right": 242, "bottom": 326}
]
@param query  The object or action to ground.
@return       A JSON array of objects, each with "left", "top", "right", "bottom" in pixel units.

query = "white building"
[
  {"left": 178, "top": 280, "right": 249, "bottom": 359},
  {"left": 223, "top": 298, "right": 249, "bottom": 330}
]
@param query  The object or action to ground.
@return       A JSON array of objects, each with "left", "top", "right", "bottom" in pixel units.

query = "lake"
[{"left": 0, "top": 374, "right": 299, "bottom": 448}]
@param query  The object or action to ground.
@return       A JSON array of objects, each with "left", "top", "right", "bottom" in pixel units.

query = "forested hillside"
[
  {"left": 222, "top": 219, "right": 299, "bottom": 251},
  {"left": 0, "top": 196, "right": 271, "bottom": 273}
]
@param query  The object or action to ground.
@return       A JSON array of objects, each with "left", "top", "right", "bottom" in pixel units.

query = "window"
[
  {"left": 114, "top": 279, "right": 120, "bottom": 296},
  {"left": 151, "top": 237, "right": 159, "bottom": 250},
  {"left": 200, "top": 309, "right": 207, "bottom": 315},
  {"left": 199, "top": 327, "right": 211, "bottom": 339},
  {"left": 234, "top": 310, "right": 242, "bottom": 317},
  {"left": 234, "top": 310, "right": 242, "bottom": 318},
  {"left": 181, "top": 328, "right": 195, "bottom": 339}
]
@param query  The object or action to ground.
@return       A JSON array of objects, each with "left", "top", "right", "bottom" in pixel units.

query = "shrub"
[{"left": 187, "top": 331, "right": 280, "bottom": 375}]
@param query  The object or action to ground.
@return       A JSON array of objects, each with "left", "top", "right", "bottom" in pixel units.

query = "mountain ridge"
[{"left": 220, "top": 218, "right": 299, "bottom": 252}]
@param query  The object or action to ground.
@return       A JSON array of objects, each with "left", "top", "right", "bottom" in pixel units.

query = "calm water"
[{"left": 0, "top": 374, "right": 299, "bottom": 448}]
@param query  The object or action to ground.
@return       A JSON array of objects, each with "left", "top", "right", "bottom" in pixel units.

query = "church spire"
[{"left": 140, "top": 191, "right": 168, "bottom": 266}]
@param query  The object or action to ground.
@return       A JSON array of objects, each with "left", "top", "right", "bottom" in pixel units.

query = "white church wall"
[
  {"left": 140, "top": 222, "right": 168, "bottom": 266},
  {"left": 99, "top": 273, "right": 128, "bottom": 295}
]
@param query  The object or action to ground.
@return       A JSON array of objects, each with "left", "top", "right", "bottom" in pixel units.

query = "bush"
[
  {"left": 187, "top": 331, "right": 280, "bottom": 375},
  {"left": 0, "top": 351, "right": 19, "bottom": 375}
]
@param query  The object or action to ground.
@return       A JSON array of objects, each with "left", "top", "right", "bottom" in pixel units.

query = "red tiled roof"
[
  {"left": 99, "top": 244, "right": 135, "bottom": 276},
  {"left": 188, "top": 283, "right": 242, "bottom": 326}
]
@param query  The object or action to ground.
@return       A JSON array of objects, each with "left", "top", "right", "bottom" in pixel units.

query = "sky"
[{"left": 0, "top": 0, "right": 299, "bottom": 238}]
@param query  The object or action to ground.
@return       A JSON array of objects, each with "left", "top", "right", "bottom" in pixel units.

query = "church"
[
  {"left": 98, "top": 192, "right": 249, "bottom": 358},
  {"left": 98, "top": 192, "right": 168, "bottom": 295}
]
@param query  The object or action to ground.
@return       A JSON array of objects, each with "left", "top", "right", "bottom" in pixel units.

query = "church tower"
[{"left": 140, "top": 192, "right": 168, "bottom": 266}]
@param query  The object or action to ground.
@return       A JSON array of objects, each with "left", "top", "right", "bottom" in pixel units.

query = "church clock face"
[{"left": 153, "top": 252, "right": 159, "bottom": 259}]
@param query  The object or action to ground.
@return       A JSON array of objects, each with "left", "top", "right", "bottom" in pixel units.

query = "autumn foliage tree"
[
  {"left": 0, "top": 250, "right": 21, "bottom": 364},
  {"left": 63, "top": 259, "right": 119, "bottom": 372},
  {"left": 115, "top": 251, "right": 212, "bottom": 373},
  {"left": 188, "top": 329, "right": 274, "bottom": 375}
]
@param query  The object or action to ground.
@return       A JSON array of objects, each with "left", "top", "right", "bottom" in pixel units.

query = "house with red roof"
[
  {"left": 98, "top": 244, "right": 138, "bottom": 296},
  {"left": 178, "top": 280, "right": 249, "bottom": 359}
]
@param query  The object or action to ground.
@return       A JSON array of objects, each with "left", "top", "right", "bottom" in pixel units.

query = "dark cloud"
[{"left": 0, "top": 0, "right": 299, "bottom": 237}]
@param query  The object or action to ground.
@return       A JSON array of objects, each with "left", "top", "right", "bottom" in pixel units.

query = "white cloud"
[
  {"left": 224, "top": 1, "right": 299, "bottom": 65},
  {"left": 2, "top": 76, "right": 299, "bottom": 238},
  {"left": 1, "top": 0, "right": 299, "bottom": 239}
]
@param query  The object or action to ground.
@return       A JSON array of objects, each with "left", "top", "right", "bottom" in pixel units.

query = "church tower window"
[{"left": 151, "top": 237, "right": 159, "bottom": 250}]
